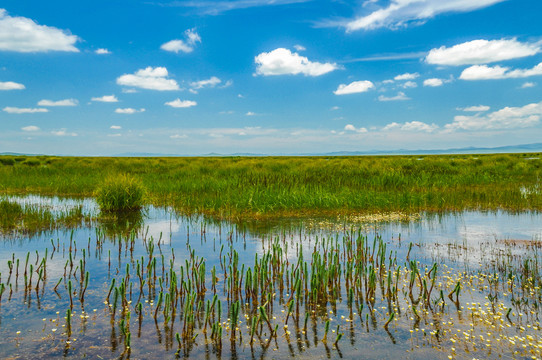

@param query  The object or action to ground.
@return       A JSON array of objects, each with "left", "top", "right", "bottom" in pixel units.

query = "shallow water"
[{"left": 0, "top": 197, "right": 541, "bottom": 359}]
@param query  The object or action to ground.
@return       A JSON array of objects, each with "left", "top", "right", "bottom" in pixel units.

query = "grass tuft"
[{"left": 95, "top": 174, "right": 146, "bottom": 212}]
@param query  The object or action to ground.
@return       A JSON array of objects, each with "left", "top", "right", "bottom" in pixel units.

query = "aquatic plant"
[{"left": 95, "top": 173, "right": 146, "bottom": 212}]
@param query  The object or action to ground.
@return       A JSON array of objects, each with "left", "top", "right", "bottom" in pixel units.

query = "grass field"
[{"left": 0, "top": 153, "right": 541, "bottom": 218}]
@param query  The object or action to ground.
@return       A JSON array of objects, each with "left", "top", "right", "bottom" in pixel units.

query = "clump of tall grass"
[{"left": 95, "top": 174, "right": 146, "bottom": 212}]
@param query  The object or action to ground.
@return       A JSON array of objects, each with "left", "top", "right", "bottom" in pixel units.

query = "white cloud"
[
  {"left": 383, "top": 121, "right": 438, "bottom": 132},
  {"left": 95, "top": 48, "right": 111, "bottom": 54},
  {"left": 460, "top": 62, "right": 542, "bottom": 80},
  {"left": 342, "top": 0, "right": 505, "bottom": 32},
  {"left": 378, "top": 92, "right": 410, "bottom": 101},
  {"left": 92, "top": 95, "right": 118, "bottom": 102},
  {"left": 426, "top": 39, "right": 540, "bottom": 66},
  {"left": 331, "top": 106, "right": 340, "bottom": 110},
  {"left": 3, "top": 106, "right": 48, "bottom": 114},
  {"left": 522, "top": 82, "right": 536, "bottom": 88},
  {"left": 0, "top": 9, "right": 79, "bottom": 52},
  {"left": 38, "top": 98, "right": 78, "bottom": 106},
  {"left": 165, "top": 99, "right": 197, "bottom": 108},
  {"left": 21, "top": 125, "right": 39, "bottom": 131},
  {"left": 190, "top": 76, "right": 221, "bottom": 89},
  {"left": 246, "top": 111, "right": 257, "bottom": 116},
  {"left": 110, "top": 125, "right": 122, "bottom": 130},
  {"left": 344, "top": 124, "right": 368, "bottom": 133},
  {"left": 170, "top": 134, "right": 188, "bottom": 139},
  {"left": 0, "top": 81, "right": 25, "bottom": 90},
  {"left": 445, "top": 101, "right": 542, "bottom": 131},
  {"left": 115, "top": 108, "right": 145, "bottom": 114},
  {"left": 423, "top": 78, "right": 443, "bottom": 87},
  {"left": 52, "top": 128, "right": 77, "bottom": 136},
  {"left": 394, "top": 72, "right": 419, "bottom": 81},
  {"left": 177, "top": 0, "right": 312, "bottom": 15},
  {"left": 117, "top": 67, "right": 179, "bottom": 90},
  {"left": 161, "top": 28, "right": 201, "bottom": 53},
  {"left": 294, "top": 44, "right": 306, "bottom": 51},
  {"left": 399, "top": 80, "right": 417, "bottom": 89},
  {"left": 334, "top": 80, "right": 374, "bottom": 95},
  {"left": 459, "top": 105, "right": 490, "bottom": 112},
  {"left": 255, "top": 48, "right": 338, "bottom": 76}
]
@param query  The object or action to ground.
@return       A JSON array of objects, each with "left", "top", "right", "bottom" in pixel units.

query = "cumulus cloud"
[
  {"left": 165, "top": 99, "right": 197, "bottom": 108},
  {"left": 383, "top": 121, "right": 438, "bottom": 132},
  {"left": 161, "top": 28, "right": 201, "bottom": 53},
  {"left": 423, "top": 78, "right": 444, "bottom": 87},
  {"left": 52, "top": 128, "right": 77, "bottom": 136},
  {"left": 3, "top": 106, "right": 48, "bottom": 114},
  {"left": 426, "top": 39, "right": 540, "bottom": 66},
  {"left": 378, "top": 92, "right": 410, "bottom": 101},
  {"left": 190, "top": 76, "right": 221, "bottom": 89},
  {"left": 110, "top": 125, "right": 122, "bottom": 130},
  {"left": 21, "top": 125, "right": 39, "bottom": 131},
  {"left": 0, "top": 81, "right": 25, "bottom": 90},
  {"left": 117, "top": 67, "right": 179, "bottom": 90},
  {"left": 394, "top": 72, "right": 419, "bottom": 81},
  {"left": 246, "top": 111, "right": 257, "bottom": 116},
  {"left": 92, "top": 95, "right": 118, "bottom": 102},
  {"left": 460, "top": 62, "right": 542, "bottom": 80},
  {"left": 293, "top": 44, "right": 306, "bottom": 51},
  {"left": 170, "top": 134, "right": 188, "bottom": 139},
  {"left": 522, "top": 82, "right": 536, "bottom": 88},
  {"left": 344, "top": 124, "right": 368, "bottom": 133},
  {"left": 0, "top": 9, "right": 79, "bottom": 52},
  {"left": 115, "top": 108, "right": 145, "bottom": 114},
  {"left": 334, "top": 80, "right": 374, "bottom": 95},
  {"left": 445, "top": 101, "right": 542, "bottom": 131},
  {"left": 255, "top": 48, "right": 338, "bottom": 76},
  {"left": 38, "top": 99, "right": 78, "bottom": 106},
  {"left": 342, "top": 0, "right": 505, "bottom": 32},
  {"left": 95, "top": 48, "right": 111, "bottom": 54},
  {"left": 459, "top": 105, "right": 490, "bottom": 112}
]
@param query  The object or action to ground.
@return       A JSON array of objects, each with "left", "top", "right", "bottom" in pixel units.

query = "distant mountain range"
[{"left": 2, "top": 142, "right": 542, "bottom": 157}]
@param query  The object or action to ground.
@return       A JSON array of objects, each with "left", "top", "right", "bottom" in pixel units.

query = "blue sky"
[{"left": 1, "top": 0, "right": 542, "bottom": 155}]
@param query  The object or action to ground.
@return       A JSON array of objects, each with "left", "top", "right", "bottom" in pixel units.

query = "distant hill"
[{"left": 2, "top": 142, "right": 542, "bottom": 157}]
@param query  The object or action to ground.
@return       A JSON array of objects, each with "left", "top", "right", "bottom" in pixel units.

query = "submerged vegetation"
[
  {"left": 0, "top": 153, "right": 541, "bottom": 218},
  {"left": 0, "top": 212, "right": 541, "bottom": 359}
]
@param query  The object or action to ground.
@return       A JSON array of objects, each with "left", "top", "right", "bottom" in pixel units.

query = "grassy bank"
[{"left": 0, "top": 154, "right": 541, "bottom": 218}]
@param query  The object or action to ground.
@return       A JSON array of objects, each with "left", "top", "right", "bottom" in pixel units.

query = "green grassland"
[{"left": 1, "top": 153, "right": 541, "bottom": 218}]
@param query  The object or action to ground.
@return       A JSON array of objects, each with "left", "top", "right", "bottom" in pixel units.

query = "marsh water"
[{"left": 0, "top": 196, "right": 541, "bottom": 359}]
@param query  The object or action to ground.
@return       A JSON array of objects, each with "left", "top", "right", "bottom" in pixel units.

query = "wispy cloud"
[
  {"left": 52, "top": 128, "right": 78, "bottom": 136},
  {"left": 3, "top": 106, "right": 48, "bottom": 114},
  {"left": 115, "top": 108, "right": 145, "bottom": 114},
  {"left": 378, "top": 92, "right": 410, "bottom": 102},
  {"left": 383, "top": 121, "right": 438, "bottom": 133},
  {"left": 38, "top": 99, "right": 78, "bottom": 106},
  {"left": 337, "top": 0, "right": 505, "bottom": 32},
  {"left": 0, "top": 9, "right": 79, "bottom": 52},
  {"left": 161, "top": 28, "right": 201, "bottom": 53},
  {"left": 21, "top": 125, "right": 40, "bottom": 132},
  {"left": 156, "top": 0, "right": 312, "bottom": 15}
]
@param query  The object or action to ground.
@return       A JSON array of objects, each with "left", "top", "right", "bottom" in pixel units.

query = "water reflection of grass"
[
  {"left": 0, "top": 199, "right": 90, "bottom": 236},
  {"left": 0, "top": 153, "right": 541, "bottom": 218}
]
